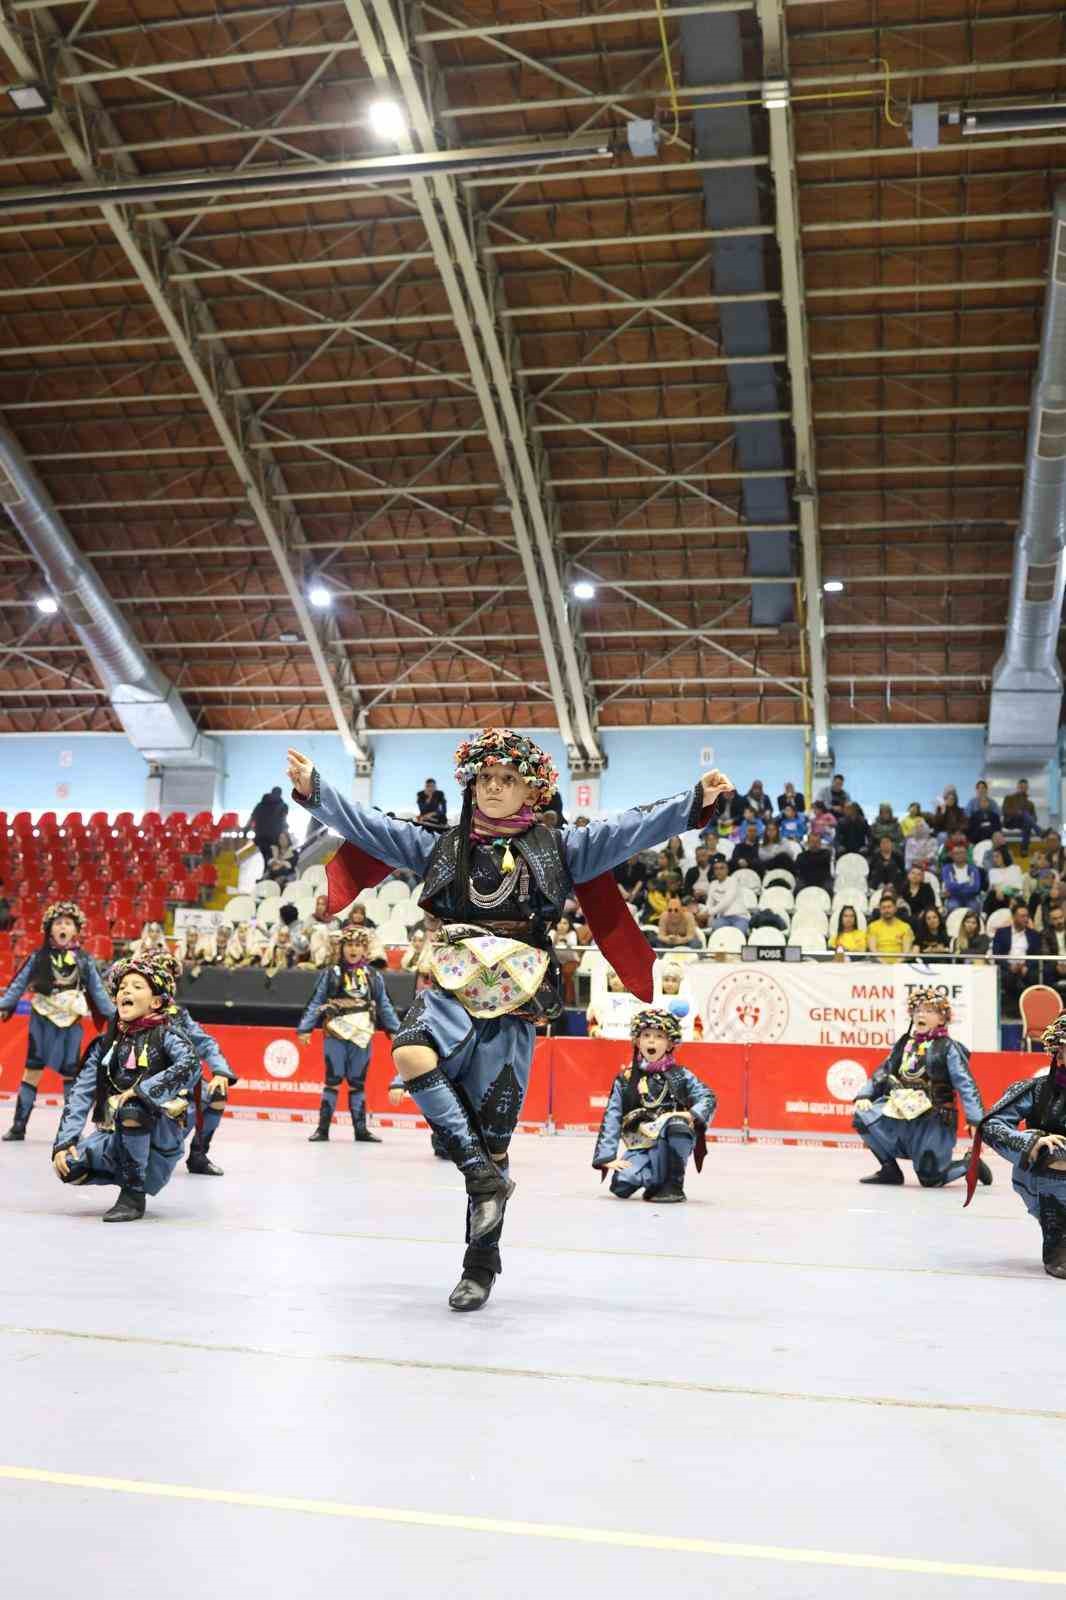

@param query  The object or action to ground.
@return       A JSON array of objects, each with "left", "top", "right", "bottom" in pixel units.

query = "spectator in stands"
[
  {"left": 794, "top": 834, "right": 834, "bottom": 892},
  {"left": 249, "top": 786, "right": 288, "bottom": 875},
  {"left": 991, "top": 901, "right": 1042, "bottom": 1015},
  {"left": 400, "top": 928, "right": 434, "bottom": 992},
  {"left": 705, "top": 859, "right": 750, "bottom": 933},
  {"left": 966, "top": 793, "right": 1002, "bottom": 846},
  {"left": 730, "top": 823, "right": 763, "bottom": 874},
  {"left": 866, "top": 894, "right": 914, "bottom": 963},
  {"left": 900, "top": 863, "right": 936, "bottom": 924},
  {"left": 131, "top": 922, "right": 167, "bottom": 961},
  {"left": 1002, "top": 777, "right": 1039, "bottom": 851},
  {"left": 778, "top": 802, "right": 807, "bottom": 842},
  {"left": 1024, "top": 847, "right": 1057, "bottom": 904},
  {"left": 615, "top": 854, "right": 648, "bottom": 909},
  {"left": 278, "top": 902, "right": 310, "bottom": 962},
  {"left": 645, "top": 863, "right": 680, "bottom": 920},
  {"left": 904, "top": 817, "right": 936, "bottom": 874},
  {"left": 984, "top": 880, "right": 1021, "bottom": 923},
  {"left": 1041, "top": 905, "right": 1066, "bottom": 998},
  {"left": 915, "top": 906, "right": 951, "bottom": 960},
  {"left": 869, "top": 803, "right": 903, "bottom": 850},
  {"left": 758, "top": 820, "right": 797, "bottom": 870},
  {"left": 1042, "top": 830, "right": 1066, "bottom": 877},
  {"left": 654, "top": 894, "right": 702, "bottom": 951},
  {"left": 741, "top": 779, "right": 773, "bottom": 817},
  {"left": 952, "top": 911, "right": 989, "bottom": 961},
  {"left": 965, "top": 779, "right": 993, "bottom": 818},
  {"left": 899, "top": 802, "right": 925, "bottom": 839},
  {"left": 776, "top": 780, "right": 805, "bottom": 813},
  {"left": 808, "top": 801, "right": 837, "bottom": 845},
  {"left": 816, "top": 773, "right": 849, "bottom": 817},
  {"left": 868, "top": 835, "right": 906, "bottom": 895},
  {"left": 416, "top": 778, "right": 449, "bottom": 826},
  {"left": 683, "top": 845, "right": 715, "bottom": 901},
  {"left": 835, "top": 801, "right": 869, "bottom": 857},
  {"left": 263, "top": 828, "right": 297, "bottom": 888},
  {"left": 942, "top": 843, "right": 984, "bottom": 913},
  {"left": 730, "top": 806, "right": 765, "bottom": 844},
  {"left": 833, "top": 905, "right": 867, "bottom": 957},
  {"left": 1032, "top": 878, "right": 1066, "bottom": 934},
  {"left": 932, "top": 787, "right": 966, "bottom": 838},
  {"left": 987, "top": 845, "right": 1024, "bottom": 896}
]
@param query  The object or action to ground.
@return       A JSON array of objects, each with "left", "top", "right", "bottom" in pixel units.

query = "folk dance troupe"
[{"left": 4, "top": 730, "right": 1066, "bottom": 1293}]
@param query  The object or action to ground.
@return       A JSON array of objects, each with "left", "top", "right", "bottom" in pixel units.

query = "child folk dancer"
[
  {"left": 1, "top": 901, "right": 113, "bottom": 1141},
  {"left": 592, "top": 1008, "right": 717, "bottom": 1202},
  {"left": 852, "top": 988, "right": 991, "bottom": 1189},
  {"left": 287, "top": 730, "right": 732, "bottom": 1312},
  {"left": 297, "top": 922, "right": 400, "bottom": 1143},
  {"left": 158, "top": 954, "right": 239, "bottom": 1177},
  {"left": 965, "top": 1016, "right": 1066, "bottom": 1278},
  {"left": 51, "top": 953, "right": 200, "bottom": 1222}
]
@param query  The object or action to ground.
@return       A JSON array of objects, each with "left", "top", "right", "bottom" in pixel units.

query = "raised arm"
[
  {"left": 288, "top": 750, "right": 436, "bottom": 877},
  {"left": 592, "top": 1077, "right": 625, "bottom": 1169},
  {"left": 371, "top": 970, "right": 402, "bottom": 1036},
  {"left": 565, "top": 771, "right": 733, "bottom": 884},
  {"left": 0, "top": 953, "right": 35, "bottom": 1017},
  {"left": 52, "top": 1038, "right": 103, "bottom": 1153},
  {"left": 944, "top": 1041, "right": 984, "bottom": 1125}
]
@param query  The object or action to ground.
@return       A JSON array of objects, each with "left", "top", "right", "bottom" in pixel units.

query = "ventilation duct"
[
  {"left": 986, "top": 189, "right": 1066, "bottom": 769},
  {"left": 0, "top": 422, "right": 221, "bottom": 794}
]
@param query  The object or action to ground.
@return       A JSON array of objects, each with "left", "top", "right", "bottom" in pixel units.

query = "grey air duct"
[
  {"left": 985, "top": 189, "right": 1066, "bottom": 771},
  {"left": 0, "top": 421, "right": 221, "bottom": 804}
]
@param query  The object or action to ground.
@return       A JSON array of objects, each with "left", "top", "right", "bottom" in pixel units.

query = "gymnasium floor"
[{"left": 1, "top": 1116, "right": 1063, "bottom": 1598}]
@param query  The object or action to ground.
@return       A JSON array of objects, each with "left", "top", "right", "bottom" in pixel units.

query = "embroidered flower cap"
[
  {"left": 42, "top": 899, "right": 86, "bottom": 936},
  {"left": 454, "top": 728, "right": 559, "bottom": 803},
  {"left": 108, "top": 952, "right": 178, "bottom": 1004},
  {"left": 630, "top": 1006, "right": 683, "bottom": 1045},
  {"left": 908, "top": 986, "right": 951, "bottom": 1022},
  {"left": 337, "top": 922, "right": 371, "bottom": 946},
  {"left": 1041, "top": 1014, "right": 1066, "bottom": 1057}
]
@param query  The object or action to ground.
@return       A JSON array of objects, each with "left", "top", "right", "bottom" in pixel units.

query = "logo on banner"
[
  {"left": 263, "top": 1039, "right": 299, "bottom": 1078},
  {"left": 825, "top": 1058, "right": 869, "bottom": 1102},
  {"left": 705, "top": 969, "right": 789, "bottom": 1042}
]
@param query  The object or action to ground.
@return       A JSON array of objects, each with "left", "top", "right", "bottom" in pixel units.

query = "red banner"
[{"left": 548, "top": 1036, "right": 746, "bottom": 1135}]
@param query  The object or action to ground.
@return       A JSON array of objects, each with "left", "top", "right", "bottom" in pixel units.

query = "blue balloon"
[{"left": 668, "top": 999, "right": 690, "bottom": 1018}]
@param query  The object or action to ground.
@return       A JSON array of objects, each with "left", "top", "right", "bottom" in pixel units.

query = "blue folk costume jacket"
[
  {"left": 297, "top": 960, "right": 401, "bottom": 1037},
  {"left": 169, "top": 1004, "right": 238, "bottom": 1083},
  {"left": 52, "top": 1016, "right": 202, "bottom": 1155},
  {"left": 855, "top": 1031, "right": 984, "bottom": 1127},
  {"left": 592, "top": 1062, "right": 718, "bottom": 1173},
  {"left": 0, "top": 944, "right": 114, "bottom": 1027},
  {"left": 293, "top": 772, "right": 722, "bottom": 1004},
  {"left": 965, "top": 1067, "right": 1066, "bottom": 1206}
]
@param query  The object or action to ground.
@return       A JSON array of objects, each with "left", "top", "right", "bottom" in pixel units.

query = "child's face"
[
  {"left": 637, "top": 1027, "right": 671, "bottom": 1063},
  {"left": 49, "top": 917, "right": 78, "bottom": 948},
  {"left": 474, "top": 762, "right": 534, "bottom": 819},
  {"left": 116, "top": 973, "right": 162, "bottom": 1024},
  {"left": 660, "top": 974, "right": 682, "bottom": 996},
  {"left": 913, "top": 1003, "right": 943, "bottom": 1033}
]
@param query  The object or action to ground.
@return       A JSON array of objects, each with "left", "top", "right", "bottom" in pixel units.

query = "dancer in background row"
[
  {"left": 592, "top": 1008, "right": 717, "bottom": 1203},
  {"left": 967, "top": 1016, "right": 1066, "bottom": 1278},
  {"left": 51, "top": 954, "right": 200, "bottom": 1223},
  {"left": 287, "top": 730, "right": 732, "bottom": 1313},
  {"left": 2, "top": 901, "right": 113, "bottom": 1143},
  {"left": 298, "top": 922, "right": 400, "bottom": 1143},
  {"left": 159, "top": 954, "right": 239, "bottom": 1177},
  {"left": 852, "top": 988, "right": 991, "bottom": 1189}
]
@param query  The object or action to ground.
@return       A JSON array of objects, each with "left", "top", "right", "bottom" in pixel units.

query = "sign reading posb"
[
  {"left": 263, "top": 1038, "right": 300, "bottom": 1079},
  {"left": 703, "top": 968, "right": 790, "bottom": 1043}
]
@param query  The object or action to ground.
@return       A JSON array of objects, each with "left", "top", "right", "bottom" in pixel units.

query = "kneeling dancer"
[
  {"left": 51, "top": 954, "right": 200, "bottom": 1222},
  {"left": 298, "top": 922, "right": 400, "bottom": 1143},
  {"left": 965, "top": 1016, "right": 1066, "bottom": 1278},
  {"left": 853, "top": 988, "right": 990, "bottom": 1189},
  {"left": 2, "top": 901, "right": 113, "bottom": 1141},
  {"left": 592, "top": 1008, "right": 716, "bottom": 1202},
  {"left": 287, "top": 731, "right": 732, "bottom": 1312}
]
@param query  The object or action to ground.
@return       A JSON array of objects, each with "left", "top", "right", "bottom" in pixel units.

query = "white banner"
[
  {"left": 684, "top": 961, "right": 998, "bottom": 1051},
  {"left": 173, "top": 907, "right": 230, "bottom": 933}
]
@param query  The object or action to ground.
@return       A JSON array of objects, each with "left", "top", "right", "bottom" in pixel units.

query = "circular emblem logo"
[
  {"left": 263, "top": 1038, "right": 299, "bottom": 1078},
  {"left": 703, "top": 969, "right": 790, "bottom": 1042},
  {"left": 825, "top": 1058, "right": 869, "bottom": 1102}
]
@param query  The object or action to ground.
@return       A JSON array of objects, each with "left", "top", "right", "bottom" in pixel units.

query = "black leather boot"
[
  {"left": 430, "top": 1131, "right": 450, "bottom": 1160},
  {"left": 1039, "top": 1195, "right": 1066, "bottom": 1278},
  {"left": 2, "top": 1122, "right": 26, "bottom": 1142},
  {"left": 651, "top": 1130, "right": 689, "bottom": 1202},
  {"left": 464, "top": 1159, "right": 516, "bottom": 1242},
  {"left": 449, "top": 1265, "right": 495, "bottom": 1312},
  {"left": 102, "top": 1187, "right": 146, "bottom": 1223},
  {"left": 860, "top": 1159, "right": 904, "bottom": 1185},
  {"left": 308, "top": 1112, "right": 331, "bottom": 1142},
  {"left": 187, "top": 1147, "right": 224, "bottom": 1175},
  {"left": 353, "top": 1117, "right": 382, "bottom": 1144}
]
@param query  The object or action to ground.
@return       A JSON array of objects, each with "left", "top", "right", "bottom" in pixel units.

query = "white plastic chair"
[
  {"left": 731, "top": 867, "right": 762, "bottom": 896},
  {"left": 748, "top": 925, "right": 786, "bottom": 947},
  {"left": 254, "top": 879, "right": 280, "bottom": 900},
  {"left": 377, "top": 919, "right": 409, "bottom": 945},
  {"left": 760, "top": 885, "right": 795, "bottom": 916},
  {"left": 256, "top": 898, "right": 282, "bottom": 928},
  {"left": 946, "top": 907, "right": 970, "bottom": 940},
  {"left": 707, "top": 925, "right": 745, "bottom": 954},
  {"left": 795, "top": 885, "right": 832, "bottom": 915},
  {"left": 299, "top": 864, "right": 328, "bottom": 892},
  {"left": 923, "top": 871, "right": 943, "bottom": 905},
  {"left": 715, "top": 838, "right": 735, "bottom": 861},
  {"left": 986, "top": 907, "right": 1013, "bottom": 936},
  {"left": 223, "top": 894, "right": 255, "bottom": 922},
  {"left": 836, "top": 853, "right": 870, "bottom": 886},
  {"left": 799, "top": 934, "right": 828, "bottom": 954},
  {"left": 791, "top": 911, "right": 830, "bottom": 938},
  {"left": 739, "top": 886, "right": 761, "bottom": 913},
  {"left": 397, "top": 901, "right": 424, "bottom": 928},
  {"left": 377, "top": 880, "right": 411, "bottom": 906},
  {"left": 763, "top": 868, "right": 796, "bottom": 892},
  {"left": 972, "top": 839, "right": 993, "bottom": 870}
]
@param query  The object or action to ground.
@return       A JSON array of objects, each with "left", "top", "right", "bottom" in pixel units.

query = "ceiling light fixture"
[
  {"left": 367, "top": 98, "right": 407, "bottom": 141},
  {"left": 823, "top": 580, "right": 844, "bottom": 594},
  {"left": 308, "top": 584, "right": 333, "bottom": 609},
  {"left": 572, "top": 581, "right": 597, "bottom": 601},
  {"left": 35, "top": 594, "right": 59, "bottom": 614},
  {"left": 7, "top": 82, "right": 52, "bottom": 116},
  {"left": 961, "top": 101, "right": 1066, "bottom": 136}
]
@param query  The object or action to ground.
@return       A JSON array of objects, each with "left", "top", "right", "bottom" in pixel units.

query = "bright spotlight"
[
  {"left": 823, "top": 579, "right": 844, "bottom": 594},
  {"left": 308, "top": 585, "right": 333, "bottom": 609},
  {"left": 572, "top": 581, "right": 596, "bottom": 601},
  {"left": 367, "top": 99, "right": 407, "bottom": 141},
  {"left": 35, "top": 594, "right": 59, "bottom": 614}
]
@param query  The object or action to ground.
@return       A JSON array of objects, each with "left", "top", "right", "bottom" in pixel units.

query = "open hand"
[
  {"left": 701, "top": 769, "right": 734, "bottom": 808},
  {"left": 287, "top": 748, "right": 314, "bottom": 798},
  {"left": 602, "top": 1157, "right": 630, "bottom": 1173},
  {"left": 297, "top": 1033, "right": 312, "bottom": 1048},
  {"left": 388, "top": 1086, "right": 406, "bottom": 1106},
  {"left": 1031, "top": 1133, "right": 1066, "bottom": 1160},
  {"left": 207, "top": 1076, "right": 229, "bottom": 1101},
  {"left": 53, "top": 1145, "right": 76, "bottom": 1178}
]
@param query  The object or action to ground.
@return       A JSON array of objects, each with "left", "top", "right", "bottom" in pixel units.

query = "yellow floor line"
[
  {"left": 0, "top": 1465, "right": 1061, "bottom": 1584},
  {"left": 3, "top": 1323, "right": 1064, "bottom": 1425}
]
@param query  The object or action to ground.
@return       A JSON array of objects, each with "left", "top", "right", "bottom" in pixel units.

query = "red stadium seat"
[{"left": 89, "top": 934, "right": 114, "bottom": 963}]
